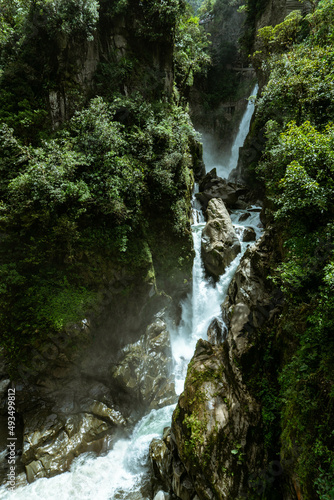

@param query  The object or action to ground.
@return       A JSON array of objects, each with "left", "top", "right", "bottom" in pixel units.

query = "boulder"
[
  {"left": 207, "top": 318, "right": 226, "bottom": 345},
  {"left": 196, "top": 169, "right": 249, "bottom": 210},
  {"left": 201, "top": 198, "right": 241, "bottom": 279},
  {"left": 23, "top": 410, "right": 125, "bottom": 482},
  {"left": 112, "top": 317, "right": 176, "bottom": 410},
  {"left": 167, "top": 229, "right": 284, "bottom": 499},
  {"left": 150, "top": 437, "right": 172, "bottom": 488},
  {"left": 242, "top": 226, "right": 256, "bottom": 242},
  {"left": 238, "top": 212, "right": 250, "bottom": 222}
]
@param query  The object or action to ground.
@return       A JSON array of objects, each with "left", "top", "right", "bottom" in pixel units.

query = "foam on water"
[
  {"left": 0, "top": 85, "right": 260, "bottom": 499},
  {"left": 201, "top": 84, "right": 258, "bottom": 178},
  {"left": 0, "top": 405, "right": 176, "bottom": 500}
]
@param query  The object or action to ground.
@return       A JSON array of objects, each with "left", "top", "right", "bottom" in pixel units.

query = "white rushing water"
[
  {"left": 0, "top": 405, "right": 176, "bottom": 500},
  {"left": 202, "top": 84, "right": 258, "bottom": 179},
  {"left": 227, "top": 84, "right": 259, "bottom": 176},
  {"left": 0, "top": 85, "right": 259, "bottom": 500}
]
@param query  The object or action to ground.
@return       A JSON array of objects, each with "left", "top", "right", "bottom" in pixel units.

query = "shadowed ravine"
[{"left": 0, "top": 89, "right": 259, "bottom": 500}]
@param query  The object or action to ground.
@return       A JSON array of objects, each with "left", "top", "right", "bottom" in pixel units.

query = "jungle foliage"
[
  {"left": 0, "top": 0, "right": 211, "bottom": 369},
  {"left": 249, "top": 2, "right": 334, "bottom": 498}
]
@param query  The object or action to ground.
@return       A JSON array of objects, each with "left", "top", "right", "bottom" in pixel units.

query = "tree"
[{"left": 174, "top": 12, "right": 211, "bottom": 94}]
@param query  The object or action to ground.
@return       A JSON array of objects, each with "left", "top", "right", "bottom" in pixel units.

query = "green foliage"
[
  {"left": 0, "top": 0, "right": 203, "bottom": 372},
  {"left": 198, "top": 0, "right": 216, "bottom": 15},
  {"left": 0, "top": 93, "right": 197, "bottom": 368},
  {"left": 259, "top": 121, "right": 334, "bottom": 226},
  {"left": 315, "top": 466, "right": 334, "bottom": 500},
  {"left": 184, "top": 410, "right": 207, "bottom": 461},
  {"left": 256, "top": 44, "right": 334, "bottom": 126},
  {"left": 250, "top": 3, "right": 334, "bottom": 497},
  {"left": 174, "top": 13, "right": 211, "bottom": 93},
  {"left": 255, "top": 10, "right": 303, "bottom": 58},
  {"left": 28, "top": 0, "right": 99, "bottom": 41},
  {"left": 132, "top": 0, "right": 186, "bottom": 40},
  {"left": 306, "top": 0, "right": 334, "bottom": 46},
  {"left": 187, "top": 0, "right": 207, "bottom": 13}
]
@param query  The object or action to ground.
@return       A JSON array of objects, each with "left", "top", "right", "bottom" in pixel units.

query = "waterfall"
[
  {"left": 201, "top": 84, "right": 258, "bottom": 179},
  {"left": 0, "top": 86, "right": 259, "bottom": 500},
  {"left": 226, "top": 84, "right": 258, "bottom": 176}
]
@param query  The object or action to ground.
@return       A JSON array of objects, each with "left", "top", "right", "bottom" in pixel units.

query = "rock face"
[
  {"left": 1, "top": 305, "right": 177, "bottom": 485},
  {"left": 112, "top": 318, "right": 176, "bottom": 410},
  {"left": 45, "top": 6, "right": 175, "bottom": 128},
  {"left": 20, "top": 314, "right": 176, "bottom": 482},
  {"left": 201, "top": 198, "right": 241, "bottom": 279},
  {"left": 222, "top": 230, "right": 282, "bottom": 350},
  {"left": 163, "top": 229, "right": 284, "bottom": 499},
  {"left": 23, "top": 409, "right": 126, "bottom": 483},
  {"left": 207, "top": 318, "right": 225, "bottom": 345},
  {"left": 242, "top": 226, "right": 256, "bottom": 242},
  {"left": 150, "top": 428, "right": 197, "bottom": 500},
  {"left": 196, "top": 169, "right": 250, "bottom": 210}
]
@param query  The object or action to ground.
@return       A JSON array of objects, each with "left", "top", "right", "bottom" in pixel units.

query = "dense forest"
[
  {"left": 242, "top": 3, "right": 334, "bottom": 497},
  {"left": 0, "top": 0, "right": 211, "bottom": 368},
  {"left": 0, "top": 0, "right": 334, "bottom": 499}
]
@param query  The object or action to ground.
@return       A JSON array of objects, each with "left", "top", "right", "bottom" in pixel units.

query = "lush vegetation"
[
  {"left": 192, "top": 0, "right": 254, "bottom": 108},
  {"left": 174, "top": 10, "right": 211, "bottom": 95},
  {"left": 0, "top": 0, "right": 212, "bottom": 371},
  {"left": 247, "top": 3, "right": 334, "bottom": 497}
]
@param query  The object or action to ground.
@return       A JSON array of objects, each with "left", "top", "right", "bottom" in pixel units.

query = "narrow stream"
[{"left": 0, "top": 86, "right": 259, "bottom": 500}]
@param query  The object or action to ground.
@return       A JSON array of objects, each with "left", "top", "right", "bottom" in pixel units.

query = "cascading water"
[
  {"left": 202, "top": 84, "right": 258, "bottom": 179},
  {"left": 0, "top": 85, "right": 259, "bottom": 500},
  {"left": 226, "top": 83, "right": 258, "bottom": 176}
]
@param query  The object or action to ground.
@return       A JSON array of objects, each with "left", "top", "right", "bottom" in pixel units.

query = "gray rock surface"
[
  {"left": 196, "top": 169, "right": 250, "bottom": 210},
  {"left": 168, "top": 229, "right": 284, "bottom": 499},
  {"left": 7, "top": 311, "right": 176, "bottom": 485},
  {"left": 242, "top": 226, "right": 256, "bottom": 242},
  {"left": 112, "top": 318, "right": 177, "bottom": 410},
  {"left": 207, "top": 318, "right": 225, "bottom": 345},
  {"left": 201, "top": 198, "right": 241, "bottom": 279}
]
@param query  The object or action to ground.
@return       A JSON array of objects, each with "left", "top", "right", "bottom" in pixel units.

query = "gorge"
[
  {"left": 0, "top": 84, "right": 262, "bottom": 499},
  {"left": 0, "top": 0, "right": 334, "bottom": 499}
]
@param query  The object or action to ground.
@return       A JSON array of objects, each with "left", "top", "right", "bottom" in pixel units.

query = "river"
[{"left": 0, "top": 85, "right": 259, "bottom": 500}]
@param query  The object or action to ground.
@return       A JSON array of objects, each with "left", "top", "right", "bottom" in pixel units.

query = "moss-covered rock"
[{"left": 169, "top": 229, "right": 284, "bottom": 499}]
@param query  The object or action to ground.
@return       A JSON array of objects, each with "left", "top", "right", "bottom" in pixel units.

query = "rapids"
[{"left": 0, "top": 85, "right": 259, "bottom": 500}]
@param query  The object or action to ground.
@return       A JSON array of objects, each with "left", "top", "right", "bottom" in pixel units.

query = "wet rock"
[
  {"left": 242, "top": 226, "right": 256, "bottom": 242},
  {"left": 201, "top": 198, "right": 241, "bottom": 279},
  {"left": 171, "top": 339, "right": 262, "bottom": 500},
  {"left": 196, "top": 168, "right": 249, "bottom": 210},
  {"left": 150, "top": 427, "right": 197, "bottom": 500},
  {"left": 222, "top": 230, "right": 283, "bottom": 357},
  {"left": 150, "top": 437, "right": 172, "bottom": 488},
  {"left": 167, "top": 230, "right": 284, "bottom": 499},
  {"left": 112, "top": 317, "right": 176, "bottom": 410},
  {"left": 172, "top": 459, "right": 196, "bottom": 500},
  {"left": 12, "top": 309, "right": 177, "bottom": 485},
  {"left": 153, "top": 491, "right": 170, "bottom": 500},
  {"left": 207, "top": 318, "right": 226, "bottom": 345},
  {"left": 238, "top": 212, "right": 250, "bottom": 222},
  {"left": 23, "top": 409, "right": 125, "bottom": 482}
]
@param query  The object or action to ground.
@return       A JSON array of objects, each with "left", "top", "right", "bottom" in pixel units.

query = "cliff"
[{"left": 0, "top": 0, "right": 201, "bottom": 485}]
